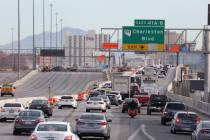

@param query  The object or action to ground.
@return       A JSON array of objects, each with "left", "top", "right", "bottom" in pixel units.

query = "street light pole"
[
  {"left": 50, "top": 4, "right": 53, "bottom": 49},
  {"left": 11, "top": 28, "right": 14, "bottom": 70},
  {"left": 43, "top": 0, "right": 45, "bottom": 66},
  {"left": 18, "top": 0, "right": 20, "bottom": 79},
  {"left": 55, "top": 12, "right": 58, "bottom": 66},
  {"left": 33, "top": 0, "right": 36, "bottom": 70},
  {"left": 60, "top": 19, "right": 63, "bottom": 48}
]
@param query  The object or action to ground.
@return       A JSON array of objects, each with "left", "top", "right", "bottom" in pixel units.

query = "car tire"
[
  {"left": 11, "top": 94, "right": 14, "bottom": 97},
  {"left": 13, "top": 129, "right": 20, "bottom": 135},
  {"left": 147, "top": 109, "right": 151, "bottom": 115},
  {"left": 122, "top": 110, "right": 125, "bottom": 113},
  {"left": 73, "top": 107, "right": 77, "bottom": 109},
  {"left": 1, "top": 94, "right": 3, "bottom": 97},
  {"left": 86, "top": 109, "right": 90, "bottom": 112},
  {"left": 102, "top": 110, "right": 106, "bottom": 112},
  {"left": 104, "top": 136, "right": 109, "bottom": 140},
  {"left": 161, "top": 118, "right": 166, "bottom": 125},
  {"left": 58, "top": 106, "right": 62, "bottom": 109}
]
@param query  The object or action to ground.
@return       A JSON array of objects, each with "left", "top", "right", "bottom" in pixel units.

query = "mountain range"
[{"left": 0, "top": 27, "right": 86, "bottom": 50}]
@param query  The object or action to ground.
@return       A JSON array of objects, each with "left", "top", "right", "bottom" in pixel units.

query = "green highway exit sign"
[{"left": 135, "top": 19, "right": 165, "bottom": 27}]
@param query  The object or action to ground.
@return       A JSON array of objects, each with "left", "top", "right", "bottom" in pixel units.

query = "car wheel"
[
  {"left": 102, "top": 110, "right": 106, "bottom": 112},
  {"left": 122, "top": 110, "right": 125, "bottom": 113},
  {"left": 86, "top": 109, "right": 90, "bottom": 112},
  {"left": 161, "top": 118, "right": 166, "bottom": 125},
  {"left": 13, "top": 129, "right": 20, "bottom": 135},
  {"left": 147, "top": 109, "right": 151, "bottom": 115},
  {"left": 104, "top": 136, "right": 109, "bottom": 140},
  {"left": 1, "top": 94, "right": 3, "bottom": 97},
  {"left": 58, "top": 106, "right": 62, "bottom": 109},
  {"left": 11, "top": 94, "right": 14, "bottom": 97},
  {"left": 73, "top": 107, "right": 77, "bottom": 109}
]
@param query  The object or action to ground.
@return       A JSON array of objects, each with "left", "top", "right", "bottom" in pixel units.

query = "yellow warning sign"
[{"left": 122, "top": 44, "right": 165, "bottom": 51}]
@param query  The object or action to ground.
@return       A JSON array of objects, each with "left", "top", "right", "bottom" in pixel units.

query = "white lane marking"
[
  {"left": 127, "top": 127, "right": 142, "bottom": 140},
  {"left": 141, "top": 124, "right": 157, "bottom": 140}
]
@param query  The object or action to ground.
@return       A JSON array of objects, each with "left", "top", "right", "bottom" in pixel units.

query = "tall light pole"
[
  {"left": 32, "top": 0, "right": 36, "bottom": 70},
  {"left": 49, "top": 4, "right": 53, "bottom": 67},
  {"left": 18, "top": 0, "right": 20, "bottom": 79},
  {"left": 60, "top": 19, "right": 63, "bottom": 48},
  {"left": 11, "top": 28, "right": 14, "bottom": 70},
  {"left": 43, "top": 0, "right": 45, "bottom": 66},
  {"left": 55, "top": 12, "right": 58, "bottom": 66}
]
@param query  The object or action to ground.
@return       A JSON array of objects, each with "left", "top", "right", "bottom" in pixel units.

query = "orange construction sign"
[
  {"left": 169, "top": 45, "right": 180, "bottom": 53},
  {"left": 102, "top": 43, "right": 118, "bottom": 49}
]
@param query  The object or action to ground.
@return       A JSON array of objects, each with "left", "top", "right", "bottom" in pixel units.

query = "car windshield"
[
  {"left": 178, "top": 113, "right": 197, "bottom": 121},
  {"left": 37, "top": 124, "right": 67, "bottom": 132},
  {"left": 202, "top": 122, "right": 210, "bottom": 128},
  {"left": 19, "top": 111, "right": 41, "bottom": 117},
  {"left": 80, "top": 114, "right": 105, "bottom": 120},
  {"left": 167, "top": 103, "right": 185, "bottom": 110},
  {"left": 4, "top": 103, "right": 21, "bottom": 107},
  {"left": 140, "top": 92, "right": 148, "bottom": 96},
  {"left": 2, "top": 84, "right": 13, "bottom": 88},
  {"left": 150, "top": 95, "right": 167, "bottom": 101},
  {"left": 31, "top": 100, "right": 48, "bottom": 105},
  {"left": 61, "top": 96, "right": 73, "bottom": 99}
]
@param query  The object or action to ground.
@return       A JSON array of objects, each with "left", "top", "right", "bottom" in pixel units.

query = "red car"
[{"left": 133, "top": 92, "right": 150, "bottom": 106}]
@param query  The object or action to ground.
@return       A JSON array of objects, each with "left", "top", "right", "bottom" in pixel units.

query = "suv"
[
  {"left": 161, "top": 102, "right": 186, "bottom": 125},
  {"left": 57, "top": 95, "right": 77, "bottom": 109},
  {"left": 147, "top": 94, "right": 168, "bottom": 115},
  {"left": 29, "top": 99, "right": 53, "bottom": 117}
]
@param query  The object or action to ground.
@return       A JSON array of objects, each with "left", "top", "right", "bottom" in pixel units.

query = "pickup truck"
[{"left": 133, "top": 92, "right": 150, "bottom": 106}]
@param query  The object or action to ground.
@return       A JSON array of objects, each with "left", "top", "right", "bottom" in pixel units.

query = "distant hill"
[{"left": 0, "top": 27, "right": 86, "bottom": 50}]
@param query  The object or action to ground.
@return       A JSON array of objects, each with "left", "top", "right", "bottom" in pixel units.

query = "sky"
[{"left": 0, "top": 0, "right": 209, "bottom": 45}]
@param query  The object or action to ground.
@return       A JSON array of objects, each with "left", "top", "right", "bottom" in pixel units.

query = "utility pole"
[
  {"left": 49, "top": 4, "right": 53, "bottom": 67},
  {"left": 32, "top": 0, "right": 36, "bottom": 70},
  {"left": 11, "top": 28, "right": 14, "bottom": 70},
  {"left": 108, "top": 35, "right": 111, "bottom": 69},
  {"left": 43, "top": 0, "right": 45, "bottom": 66},
  {"left": 60, "top": 19, "right": 63, "bottom": 67},
  {"left": 17, "top": 0, "right": 20, "bottom": 79},
  {"left": 55, "top": 12, "right": 58, "bottom": 67}
]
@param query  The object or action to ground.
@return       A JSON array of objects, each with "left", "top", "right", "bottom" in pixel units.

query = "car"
[
  {"left": 191, "top": 121, "right": 210, "bottom": 140},
  {"left": 57, "top": 95, "right": 77, "bottom": 109},
  {"left": 13, "top": 110, "right": 45, "bottom": 135},
  {"left": 0, "top": 83, "right": 16, "bottom": 97},
  {"left": 158, "top": 73, "right": 165, "bottom": 78},
  {"left": 29, "top": 121, "right": 80, "bottom": 140},
  {"left": 106, "top": 94, "right": 119, "bottom": 106},
  {"left": 170, "top": 111, "right": 200, "bottom": 134},
  {"left": 0, "top": 102, "right": 25, "bottom": 121},
  {"left": 97, "top": 95, "right": 111, "bottom": 109},
  {"left": 109, "top": 91, "right": 122, "bottom": 103},
  {"left": 121, "top": 98, "right": 141, "bottom": 113},
  {"left": 86, "top": 97, "right": 106, "bottom": 112},
  {"left": 29, "top": 99, "right": 53, "bottom": 117},
  {"left": 75, "top": 113, "right": 112, "bottom": 140},
  {"left": 161, "top": 102, "right": 187, "bottom": 125},
  {"left": 147, "top": 94, "right": 168, "bottom": 115}
]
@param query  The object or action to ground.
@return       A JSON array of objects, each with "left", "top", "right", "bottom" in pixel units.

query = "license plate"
[
  {"left": 9, "top": 110, "right": 14, "bottom": 113},
  {"left": 36, "top": 106, "right": 41, "bottom": 109},
  {"left": 25, "top": 121, "right": 33, "bottom": 125},
  {"left": 47, "top": 139, "right": 54, "bottom": 140},
  {"left": 88, "top": 124, "right": 94, "bottom": 127},
  {"left": 94, "top": 103, "right": 97, "bottom": 105}
]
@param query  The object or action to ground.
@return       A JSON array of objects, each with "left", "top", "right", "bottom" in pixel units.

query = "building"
[{"left": 64, "top": 30, "right": 110, "bottom": 68}]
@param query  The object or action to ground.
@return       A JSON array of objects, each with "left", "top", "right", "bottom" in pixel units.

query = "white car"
[
  {"left": 57, "top": 95, "right": 77, "bottom": 109},
  {"left": 110, "top": 91, "right": 122, "bottom": 102},
  {"left": 29, "top": 121, "right": 80, "bottom": 140},
  {"left": 0, "top": 102, "right": 25, "bottom": 121},
  {"left": 86, "top": 97, "right": 106, "bottom": 112}
]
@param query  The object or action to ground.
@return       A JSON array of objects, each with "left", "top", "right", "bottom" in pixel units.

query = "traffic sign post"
[{"left": 122, "top": 26, "right": 165, "bottom": 51}]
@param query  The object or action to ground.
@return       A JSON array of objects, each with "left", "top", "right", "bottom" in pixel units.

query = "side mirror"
[{"left": 107, "top": 119, "right": 112, "bottom": 122}]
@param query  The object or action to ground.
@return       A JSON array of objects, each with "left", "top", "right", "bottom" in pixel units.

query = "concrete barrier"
[{"left": 14, "top": 70, "right": 38, "bottom": 87}]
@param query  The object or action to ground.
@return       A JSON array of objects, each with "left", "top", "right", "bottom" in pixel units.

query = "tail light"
[
  {"left": 1, "top": 108, "right": 5, "bottom": 112},
  {"left": 196, "top": 117, "right": 201, "bottom": 124},
  {"left": 15, "top": 118, "right": 22, "bottom": 124},
  {"left": 175, "top": 117, "right": 180, "bottom": 124},
  {"left": 76, "top": 120, "right": 85, "bottom": 125},
  {"left": 64, "top": 135, "right": 72, "bottom": 140},
  {"left": 100, "top": 121, "right": 108, "bottom": 125},
  {"left": 36, "top": 118, "right": 44, "bottom": 124},
  {"left": 29, "top": 134, "right": 37, "bottom": 140},
  {"left": 87, "top": 102, "right": 92, "bottom": 104}
]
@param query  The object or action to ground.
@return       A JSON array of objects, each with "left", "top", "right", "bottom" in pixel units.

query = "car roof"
[
  {"left": 175, "top": 111, "right": 197, "bottom": 115},
  {"left": 81, "top": 113, "right": 105, "bottom": 116},
  {"left": 38, "top": 121, "right": 69, "bottom": 125},
  {"left": 166, "top": 102, "right": 184, "bottom": 104}
]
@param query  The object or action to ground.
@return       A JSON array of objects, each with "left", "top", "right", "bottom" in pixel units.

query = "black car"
[
  {"left": 161, "top": 102, "right": 186, "bottom": 125},
  {"left": 147, "top": 94, "right": 168, "bottom": 115},
  {"left": 122, "top": 98, "right": 141, "bottom": 113},
  {"left": 106, "top": 94, "right": 119, "bottom": 106},
  {"left": 13, "top": 110, "right": 45, "bottom": 135},
  {"left": 29, "top": 99, "right": 53, "bottom": 117}
]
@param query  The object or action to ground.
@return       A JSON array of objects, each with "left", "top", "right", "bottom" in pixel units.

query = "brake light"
[
  {"left": 35, "top": 118, "right": 44, "bottom": 124},
  {"left": 1, "top": 108, "right": 5, "bottom": 112},
  {"left": 15, "top": 118, "right": 22, "bottom": 124},
  {"left": 100, "top": 121, "right": 108, "bottom": 125},
  {"left": 196, "top": 117, "right": 201, "bottom": 124},
  {"left": 64, "top": 135, "right": 72, "bottom": 140},
  {"left": 175, "top": 117, "right": 180, "bottom": 124},
  {"left": 29, "top": 134, "right": 37, "bottom": 140}
]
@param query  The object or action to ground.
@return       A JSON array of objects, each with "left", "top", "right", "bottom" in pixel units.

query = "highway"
[{"left": 0, "top": 69, "right": 209, "bottom": 140}]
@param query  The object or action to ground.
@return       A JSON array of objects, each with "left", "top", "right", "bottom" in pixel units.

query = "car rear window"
[
  {"left": 80, "top": 114, "right": 105, "bottom": 120},
  {"left": 202, "top": 122, "right": 210, "bottom": 128},
  {"left": 19, "top": 111, "right": 41, "bottom": 117},
  {"left": 37, "top": 124, "right": 67, "bottom": 132},
  {"left": 150, "top": 95, "right": 167, "bottom": 101},
  {"left": 2, "top": 84, "right": 13, "bottom": 88},
  {"left": 61, "top": 96, "right": 73, "bottom": 99},
  {"left": 140, "top": 92, "right": 148, "bottom": 96},
  {"left": 110, "top": 92, "right": 119, "bottom": 95},
  {"left": 89, "top": 97, "right": 102, "bottom": 101},
  {"left": 167, "top": 103, "right": 185, "bottom": 110},
  {"left": 31, "top": 100, "right": 48, "bottom": 105},
  {"left": 178, "top": 113, "right": 197, "bottom": 121},
  {"left": 107, "top": 95, "right": 115, "bottom": 98},
  {"left": 4, "top": 103, "right": 21, "bottom": 107}
]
